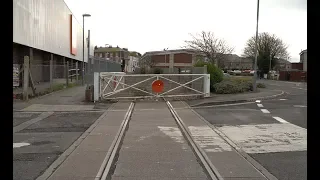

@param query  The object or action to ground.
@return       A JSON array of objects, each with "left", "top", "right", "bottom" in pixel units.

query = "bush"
[
  {"left": 214, "top": 77, "right": 253, "bottom": 94},
  {"left": 257, "top": 83, "right": 266, "bottom": 88},
  {"left": 194, "top": 61, "right": 223, "bottom": 91},
  {"left": 153, "top": 68, "right": 163, "bottom": 74}
]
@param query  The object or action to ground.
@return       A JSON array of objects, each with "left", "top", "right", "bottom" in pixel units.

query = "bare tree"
[
  {"left": 243, "top": 32, "right": 289, "bottom": 73},
  {"left": 184, "top": 31, "right": 234, "bottom": 67},
  {"left": 139, "top": 54, "right": 155, "bottom": 69}
]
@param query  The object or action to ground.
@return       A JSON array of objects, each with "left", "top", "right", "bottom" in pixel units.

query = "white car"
[
  {"left": 233, "top": 70, "right": 241, "bottom": 74},
  {"left": 250, "top": 70, "right": 255, "bottom": 74}
]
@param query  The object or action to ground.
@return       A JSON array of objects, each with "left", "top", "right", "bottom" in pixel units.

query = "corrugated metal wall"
[{"left": 13, "top": 0, "right": 93, "bottom": 62}]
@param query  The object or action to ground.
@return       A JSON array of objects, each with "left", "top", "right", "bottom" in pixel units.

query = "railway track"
[{"left": 95, "top": 101, "right": 223, "bottom": 180}]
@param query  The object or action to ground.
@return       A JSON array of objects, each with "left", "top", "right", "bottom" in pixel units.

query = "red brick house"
[{"left": 140, "top": 49, "right": 200, "bottom": 69}]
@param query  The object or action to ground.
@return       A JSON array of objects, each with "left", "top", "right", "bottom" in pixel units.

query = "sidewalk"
[
  {"left": 13, "top": 85, "right": 88, "bottom": 111},
  {"left": 187, "top": 88, "right": 285, "bottom": 107}
]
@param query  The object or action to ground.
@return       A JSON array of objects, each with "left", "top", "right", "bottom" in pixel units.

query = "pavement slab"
[{"left": 46, "top": 102, "right": 131, "bottom": 180}]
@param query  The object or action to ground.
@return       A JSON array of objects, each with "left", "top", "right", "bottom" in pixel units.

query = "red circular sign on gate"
[{"left": 152, "top": 80, "right": 164, "bottom": 93}]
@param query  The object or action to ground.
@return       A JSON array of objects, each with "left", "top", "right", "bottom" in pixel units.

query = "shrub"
[
  {"left": 194, "top": 61, "right": 223, "bottom": 91},
  {"left": 214, "top": 77, "right": 253, "bottom": 94},
  {"left": 257, "top": 83, "right": 266, "bottom": 88},
  {"left": 153, "top": 68, "right": 163, "bottom": 74}
]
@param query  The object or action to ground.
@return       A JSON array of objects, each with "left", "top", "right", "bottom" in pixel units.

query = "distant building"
[
  {"left": 126, "top": 51, "right": 141, "bottom": 72},
  {"left": 275, "top": 58, "right": 291, "bottom": 71},
  {"left": 299, "top": 49, "right": 307, "bottom": 72},
  {"left": 220, "top": 54, "right": 252, "bottom": 70},
  {"left": 94, "top": 46, "right": 129, "bottom": 64},
  {"left": 140, "top": 49, "right": 199, "bottom": 69}
]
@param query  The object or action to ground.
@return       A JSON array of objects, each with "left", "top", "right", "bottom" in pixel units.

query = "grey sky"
[{"left": 64, "top": 0, "right": 307, "bottom": 62}]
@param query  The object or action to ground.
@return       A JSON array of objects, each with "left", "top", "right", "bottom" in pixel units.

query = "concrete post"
[
  {"left": 50, "top": 54, "right": 53, "bottom": 87},
  {"left": 203, "top": 65, "right": 209, "bottom": 97},
  {"left": 76, "top": 61, "right": 79, "bottom": 82},
  {"left": 94, "top": 72, "right": 99, "bottom": 102},
  {"left": 203, "top": 65, "right": 207, "bottom": 74},
  {"left": 23, "top": 56, "right": 30, "bottom": 101},
  {"left": 66, "top": 61, "right": 69, "bottom": 86},
  {"left": 169, "top": 54, "right": 174, "bottom": 73}
]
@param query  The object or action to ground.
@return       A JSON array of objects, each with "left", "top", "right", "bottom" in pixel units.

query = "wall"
[
  {"left": 291, "top": 63, "right": 303, "bottom": 70},
  {"left": 13, "top": 0, "right": 93, "bottom": 62}
]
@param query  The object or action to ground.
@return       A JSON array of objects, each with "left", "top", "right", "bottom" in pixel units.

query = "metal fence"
[
  {"left": 133, "top": 67, "right": 206, "bottom": 74},
  {"left": 85, "top": 56, "right": 122, "bottom": 85}
]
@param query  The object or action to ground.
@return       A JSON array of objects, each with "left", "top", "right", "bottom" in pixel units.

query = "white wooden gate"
[{"left": 94, "top": 72, "right": 210, "bottom": 101}]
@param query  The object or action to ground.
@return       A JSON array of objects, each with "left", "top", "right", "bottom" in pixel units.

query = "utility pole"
[
  {"left": 252, "top": 0, "right": 260, "bottom": 92},
  {"left": 269, "top": 53, "right": 272, "bottom": 72}
]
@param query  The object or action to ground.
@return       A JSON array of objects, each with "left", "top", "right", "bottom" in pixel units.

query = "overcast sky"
[{"left": 64, "top": 0, "right": 307, "bottom": 62}]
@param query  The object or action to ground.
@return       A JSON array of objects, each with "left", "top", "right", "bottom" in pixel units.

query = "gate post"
[
  {"left": 203, "top": 65, "right": 210, "bottom": 97},
  {"left": 94, "top": 72, "right": 99, "bottom": 102},
  {"left": 23, "top": 56, "right": 30, "bottom": 101}
]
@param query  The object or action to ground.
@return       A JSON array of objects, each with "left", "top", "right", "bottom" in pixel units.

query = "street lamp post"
[
  {"left": 252, "top": 0, "right": 260, "bottom": 92},
  {"left": 82, "top": 13, "right": 91, "bottom": 86}
]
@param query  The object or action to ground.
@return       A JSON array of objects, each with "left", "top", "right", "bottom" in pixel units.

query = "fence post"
[
  {"left": 66, "top": 61, "right": 69, "bottom": 86},
  {"left": 76, "top": 61, "right": 79, "bottom": 83},
  {"left": 50, "top": 54, "right": 53, "bottom": 88},
  {"left": 23, "top": 56, "right": 30, "bottom": 101},
  {"left": 63, "top": 57, "right": 66, "bottom": 78}
]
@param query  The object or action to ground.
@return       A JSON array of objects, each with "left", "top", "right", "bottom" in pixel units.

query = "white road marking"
[
  {"left": 279, "top": 99, "right": 287, "bottom": 101},
  {"left": 255, "top": 100, "right": 261, "bottom": 103},
  {"left": 257, "top": 104, "right": 264, "bottom": 108},
  {"left": 273, "top": 116, "right": 289, "bottom": 123},
  {"left": 293, "top": 105, "right": 307, "bottom": 108},
  {"left": 13, "top": 142, "right": 30, "bottom": 148},
  {"left": 260, "top": 109, "right": 270, "bottom": 113},
  {"left": 188, "top": 126, "right": 232, "bottom": 152},
  {"left": 292, "top": 87, "right": 307, "bottom": 90},
  {"left": 218, "top": 123, "right": 307, "bottom": 153},
  {"left": 157, "top": 126, "right": 189, "bottom": 150}
]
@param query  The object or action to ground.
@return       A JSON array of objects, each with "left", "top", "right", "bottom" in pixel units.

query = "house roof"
[
  {"left": 94, "top": 47, "right": 127, "bottom": 53},
  {"left": 143, "top": 49, "right": 199, "bottom": 56},
  {"left": 299, "top": 49, "right": 307, "bottom": 55}
]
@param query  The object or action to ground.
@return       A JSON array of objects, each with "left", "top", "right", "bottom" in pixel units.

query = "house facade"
[
  {"left": 94, "top": 46, "right": 130, "bottom": 64},
  {"left": 300, "top": 49, "right": 307, "bottom": 72},
  {"left": 140, "top": 49, "right": 199, "bottom": 69}
]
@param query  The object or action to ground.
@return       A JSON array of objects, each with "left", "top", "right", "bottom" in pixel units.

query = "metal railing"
[{"left": 94, "top": 72, "right": 210, "bottom": 101}]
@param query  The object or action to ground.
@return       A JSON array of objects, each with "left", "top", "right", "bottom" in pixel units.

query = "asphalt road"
[
  {"left": 13, "top": 111, "right": 104, "bottom": 180},
  {"left": 194, "top": 79, "right": 307, "bottom": 180}
]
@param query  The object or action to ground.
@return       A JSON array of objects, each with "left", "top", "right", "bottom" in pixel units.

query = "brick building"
[
  {"left": 94, "top": 46, "right": 130, "bottom": 64},
  {"left": 140, "top": 49, "right": 200, "bottom": 69}
]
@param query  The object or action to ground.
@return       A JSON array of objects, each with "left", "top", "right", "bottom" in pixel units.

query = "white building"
[
  {"left": 13, "top": 0, "right": 94, "bottom": 83},
  {"left": 126, "top": 56, "right": 139, "bottom": 73}
]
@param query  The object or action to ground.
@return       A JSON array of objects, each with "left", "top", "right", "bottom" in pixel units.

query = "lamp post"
[
  {"left": 252, "top": 0, "right": 260, "bottom": 92},
  {"left": 82, "top": 13, "right": 91, "bottom": 86}
]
